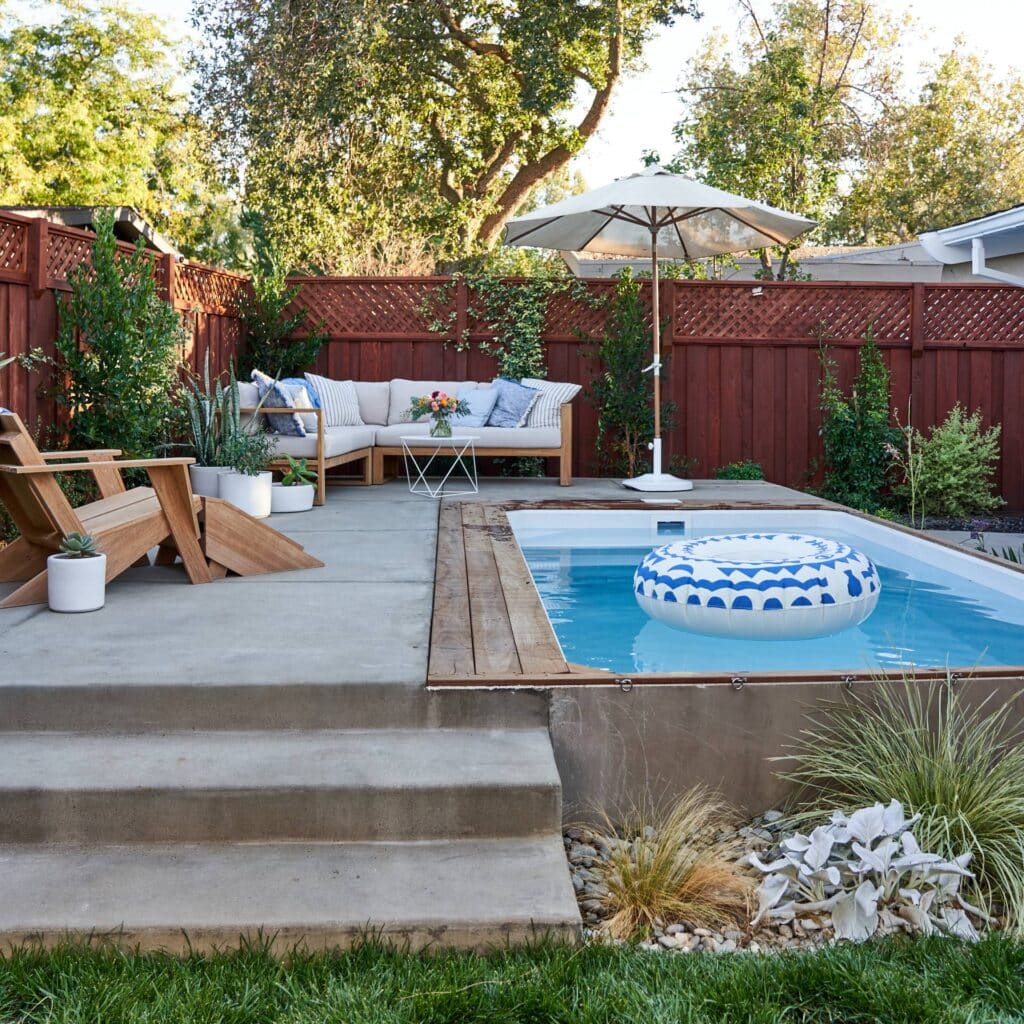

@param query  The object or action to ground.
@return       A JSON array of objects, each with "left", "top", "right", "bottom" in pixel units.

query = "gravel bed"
[{"left": 565, "top": 812, "right": 829, "bottom": 954}]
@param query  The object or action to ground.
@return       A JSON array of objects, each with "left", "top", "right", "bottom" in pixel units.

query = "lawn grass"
[{"left": 0, "top": 936, "right": 1022, "bottom": 1024}]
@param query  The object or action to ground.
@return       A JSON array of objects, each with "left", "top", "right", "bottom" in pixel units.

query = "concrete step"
[
  {"left": 0, "top": 836, "right": 581, "bottom": 952},
  {"left": 0, "top": 728, "right": 561, "bottom": 843},
  {"left": 0, "top": 681, "right": 549, "bottom": 732}
]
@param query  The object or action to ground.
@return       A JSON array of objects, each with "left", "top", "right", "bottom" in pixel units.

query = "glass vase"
[{"left": 430, "top": 417, "right": 453, "bottom": 438}]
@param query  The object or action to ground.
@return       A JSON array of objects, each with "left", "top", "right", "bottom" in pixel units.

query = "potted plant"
[
  {"left": 47, "top": 532, "right": 107, "bottom": 613},
  {"left": 272, "top": 455, "right": 317, "bottom": 513},
  {"left": 218, "top": 426, "right": 276, "bottom": 518},
  {"left": 182, "top": 352, "right": 233, "bottom": 497}
]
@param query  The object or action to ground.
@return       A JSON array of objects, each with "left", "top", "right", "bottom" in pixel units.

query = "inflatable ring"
[{"left": 634, "top": 533, "right": 880, "bottom": 640}]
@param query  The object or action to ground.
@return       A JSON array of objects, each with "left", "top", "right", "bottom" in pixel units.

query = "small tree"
[
  {"left": 237, "top": 211, "right": 326, "bottom": 379},
  {"left": 588, "top": 269, "right": 676, "bottom": 477},
  {"left": 818, "top": 324, "right": 898, "bottom": 511},
  {"left": 54, "top": 209, "right": 184, "bottom": 457}
]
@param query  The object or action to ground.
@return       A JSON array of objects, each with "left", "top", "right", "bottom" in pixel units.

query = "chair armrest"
[
  {"left": 0, "top": 457, "right": 195, "bottom": 475},
  {"left": 40, "top": 448, "right": 122, "bottom": 461}
]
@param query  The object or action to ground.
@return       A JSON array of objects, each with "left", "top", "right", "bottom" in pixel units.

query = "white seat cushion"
[
  {"left": 270, "top": 425, "right": 376, "bottom": 460},
  {"left": 373, "top": 423, "right": 561, "bottom": 449},
  {"left": 387, "top": 380, "right": 479, "bottom": 425}
]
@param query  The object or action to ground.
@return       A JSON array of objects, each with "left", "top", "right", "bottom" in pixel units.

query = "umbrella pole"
[
  {"left": 622, "top": 226, "right": 693, "bottom": 491},
  {"left": 651, "top": 230, "right": 662, "bottom": 476}
]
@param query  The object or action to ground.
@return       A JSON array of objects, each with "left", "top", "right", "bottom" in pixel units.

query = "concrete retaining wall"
[{"left": 549, "top": 676, "right": 1024, "bottom": 818}]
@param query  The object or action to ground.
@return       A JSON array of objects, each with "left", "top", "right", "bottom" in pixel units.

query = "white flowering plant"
[{"left": 748, "top": 800, "right": 988, "bottom": 943}]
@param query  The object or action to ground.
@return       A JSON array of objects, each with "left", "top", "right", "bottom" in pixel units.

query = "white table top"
[{"left": 400, "top": 435, "right": 480, "bottom": 444}]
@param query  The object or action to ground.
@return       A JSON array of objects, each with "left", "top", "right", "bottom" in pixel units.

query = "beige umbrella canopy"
[{"left": 504, "top": 166, "right": 815, "bottom": 490}]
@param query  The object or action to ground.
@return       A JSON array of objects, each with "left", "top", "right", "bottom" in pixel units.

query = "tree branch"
[{"left": 474, "top": 1, "right": 624, "bottom": 248}]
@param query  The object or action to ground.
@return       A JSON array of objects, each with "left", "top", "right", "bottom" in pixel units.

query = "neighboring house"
[
  {"left": 563, "top": 206, "right": 1024, "bottom": 286},
  {"left": 0, "top": 205, "right": 180, "bottom": 257}
]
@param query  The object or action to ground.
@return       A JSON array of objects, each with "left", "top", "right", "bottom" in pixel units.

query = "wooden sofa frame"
[
  {"left": 242, "top": 406, "right": 372, "bottom": 507},
  {"left": 249, "top": 401, "right": 574, "bottom": 500},
  {"left": 372, "top": 402, "right": 574, "bottom": 487}
]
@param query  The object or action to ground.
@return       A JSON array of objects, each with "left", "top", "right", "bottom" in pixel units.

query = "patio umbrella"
[{"left": 503, "top": 166, "right": 815, "bottom": 490}]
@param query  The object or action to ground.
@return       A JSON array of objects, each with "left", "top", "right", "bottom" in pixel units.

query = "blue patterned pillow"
[
  {"left": 486, "top": 378, "right": 539, "bottom": 428},
  {"left": 454, "top": 385, "right": 499, "bottom": 428},
  {"left": 281, "top": 377, "right": 320, "bottom": 408},
  {"left": 251, "top": 369, "right": 307, "bottom": 437}
]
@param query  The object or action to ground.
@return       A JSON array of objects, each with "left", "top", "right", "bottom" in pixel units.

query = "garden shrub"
[
  {"left": 237, "top": 211, "right": 326, "bottom": 379},
  {"left": 893, "top": 404, "right": 1003, "bottom": 518},
  {"left": 715, "top": 460, "right": 763, "bottom": 480},
  {"left": 778, "top": 677, "right": 1024, "bottom": 932},
  {"left": 54, "top": 209, "right": 184, "bottom": 458},
  {"left": 587, "top": 268, "right": 677, "bottom": 477},
  {"left": 818, "top": 325, "right": 898, "bottom": 511}
]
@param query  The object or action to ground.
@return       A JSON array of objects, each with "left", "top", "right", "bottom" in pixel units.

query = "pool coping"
[{"left": 426, "top": 499, "right": 1024, "bottom": 689}]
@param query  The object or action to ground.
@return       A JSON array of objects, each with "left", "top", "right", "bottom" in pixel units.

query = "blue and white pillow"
[
  {"left": 520, "top": 378, "right": 581, "bottom": 429},
  {"left": 454, "top": 385, "right": 499, "bottom": 428},
  {"left": 304, "top": 373, "right": 363, "bottom": 427},
  {"left": 281, "top": 377, "right": 320, "bottom": 408},
  {"left": 251, "top": 369, "right": 306, "bottom": 437},
  {"left": 486, "top": 378, "right": 539, "bottom": 428}
]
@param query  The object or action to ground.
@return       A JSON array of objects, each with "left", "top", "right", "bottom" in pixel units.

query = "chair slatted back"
[{"left": 0, "top": 413, "right": 84, "bottom": 547}]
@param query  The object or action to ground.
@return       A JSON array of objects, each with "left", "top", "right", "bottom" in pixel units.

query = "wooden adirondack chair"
[{"left": 0, "top": 412, "right": 322, "bottom": 608}]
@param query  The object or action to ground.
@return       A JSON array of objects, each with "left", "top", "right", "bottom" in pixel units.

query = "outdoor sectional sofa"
[{"left": 239, "top": 378, "right": 575, "bottom": 505}]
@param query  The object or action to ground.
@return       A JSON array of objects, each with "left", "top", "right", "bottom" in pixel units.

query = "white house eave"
[{"left": 920, "top": 206, "right": 1024, "bottom": 264}]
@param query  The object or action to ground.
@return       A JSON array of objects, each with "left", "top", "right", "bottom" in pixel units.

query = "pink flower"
[{"left": 430, "top": 401, "right": 439, "bottom": 411}]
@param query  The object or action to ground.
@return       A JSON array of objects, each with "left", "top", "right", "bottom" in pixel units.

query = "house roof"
[
  {"left": 0, "top": 206, "right": 180, "bottom": 256},
  {"left": 919, "top": 204, "right": 1024, "bottom": 265}
]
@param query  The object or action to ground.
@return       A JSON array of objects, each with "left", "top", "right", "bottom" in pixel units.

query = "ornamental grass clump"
[
  {"left": 776, "top": 677, "right": 1024, "bottom": 932},
  {"left": 592, "top": 786, "right": 752, "bottom": 940}
]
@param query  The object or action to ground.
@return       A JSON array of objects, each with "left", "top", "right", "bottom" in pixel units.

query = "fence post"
[
  {"left": 28, "top": 218, "right": 48, "bottom": 296},
  {"left": 159, "top": 252, "right": 177, "bottom": 305},
  {"left": 453, "top": 276, "right": 468, "bottom": 377},
  {"left": 910, "top": 282, "right": 925, "bottom": 357}
]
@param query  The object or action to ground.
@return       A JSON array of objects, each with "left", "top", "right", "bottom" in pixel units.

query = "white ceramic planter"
[
  {"left": 271, "top": 482, "right": 315, "bottom": 513},
  {"left": 188, "top": 464, "right": 222, "bottom": 498},
  {"left": 47, "top": 552, "right": 107, "bottom": 613},
  {"left": 218, "top": 470, "right": 272, "bottom": 518}
]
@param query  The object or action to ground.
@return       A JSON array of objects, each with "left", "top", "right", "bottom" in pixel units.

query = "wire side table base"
[{"left": 400, "top": 435, "right": 480, "bottom": 498}]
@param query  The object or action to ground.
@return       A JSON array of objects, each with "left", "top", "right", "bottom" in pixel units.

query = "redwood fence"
[{"left": 2, "top": 207, "right": 1023, "bottom": 507}]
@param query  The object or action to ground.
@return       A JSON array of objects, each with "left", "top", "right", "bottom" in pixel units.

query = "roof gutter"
[
  {"left": 970, "top": 237, "right": 1024, "bottom": 287},
  {"left": 919, "top": 211, "right": 1024, "bottom": 288}
]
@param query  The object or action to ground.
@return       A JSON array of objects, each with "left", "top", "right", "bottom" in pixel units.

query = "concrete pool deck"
[{"left": 2, "top": 476, "right": 1020, "bottom": 950}]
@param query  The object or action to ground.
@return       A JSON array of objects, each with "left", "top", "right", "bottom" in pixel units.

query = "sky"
[{"left": 86, "top": 0, "right": 1024, "bottom": 187}]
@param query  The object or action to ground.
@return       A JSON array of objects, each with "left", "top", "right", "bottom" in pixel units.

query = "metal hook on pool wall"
[
  {"left": 618, "top": 678, "right": 633, "bottom": 693},
  {"left": 730, "top": 676, "right": 746, "bottom": 691},
  {"left": 842, "top": 675, "right": 856, "bottom": 691}
]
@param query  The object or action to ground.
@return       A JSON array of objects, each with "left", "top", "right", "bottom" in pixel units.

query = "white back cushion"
[
  {"left": 387, "top": 379, "right": 478, "bottom": 424},
  {"left": 353, "top": 381, "right": 390, "bottom": 425},
  {"left": 305, "top": 373, "right": 364, "bottom": 427}
]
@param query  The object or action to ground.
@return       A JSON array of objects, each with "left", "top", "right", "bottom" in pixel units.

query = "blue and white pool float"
[{"left": 634, "top": 533, "right": 880, "bottom": 640}]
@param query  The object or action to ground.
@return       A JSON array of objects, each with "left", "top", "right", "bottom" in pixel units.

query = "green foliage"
[
  {"left": 58, "top": 531, "right": 98, "bottom": 558},
  {"left": 0, "top": 936, "right": 1022, "bottom": 1022},
  {"left": 0, "top": 1, "right": 237, "bottom": 263},
  {"left": 818, "top": 325, "right": 898, "bottom": 512},
  {"left": 193, "top": 1, "right": 697, "bottom": 271},
  {"left": 219, "top": 430, "right": 275, "bottom": 478},
  {"left": 280, "top": 456, "right": 316, "bottom": 487},
  {"left": 587, "top": 269, "right": 676, "bottom": 477},
  {"left": 54, "top": 210, "right": 185, "bottom": 458},
  {"left": 893, "top": 405, "right": 1004, "bottom": 519},
  {"left": 778, "top": 677, "right": 1024, "bottom": 931},
  {"left": 237, "top": 212, "right": 326, "bottom": 379},
  {"left": 715, "top": 460, "right": 764, "bottom": 480},
  {"left": 181, "top": 352, "right": 234, "bottom": 468}
]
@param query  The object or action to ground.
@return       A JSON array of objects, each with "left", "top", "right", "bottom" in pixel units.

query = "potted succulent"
[
  {"left": 181, "top": 357, "right": 234, "bottom": 497},
  {"left": 272, "top": 455, "right": 317, "bottom": 513},
  {"left": 218, "top": 426, "right": 276, "bottom": 518},
  {"left": 47, "top": 531, "right": 107, "bottom": 612}
]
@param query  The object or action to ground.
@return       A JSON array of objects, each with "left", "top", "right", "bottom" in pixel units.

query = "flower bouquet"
[{"left": 409, "top": 390, "right": 468, "bottom": 438}]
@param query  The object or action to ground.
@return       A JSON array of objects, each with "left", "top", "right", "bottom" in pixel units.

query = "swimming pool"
[{"left": 507, "top": 508, "right": 1024, "bottom": 677}]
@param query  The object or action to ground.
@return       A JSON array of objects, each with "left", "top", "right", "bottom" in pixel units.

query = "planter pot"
[
  {"left": 188, "top": 464, "right": 223, "bottom": 498},
  {"left": 271, "top": 482, "right": 315, "bottom": 514},
  {"left": 47, "top": 552, "right": 107, "bottom": 613},
  {"left": 218, "top": 470, "right": 273, "bottom": 519}
]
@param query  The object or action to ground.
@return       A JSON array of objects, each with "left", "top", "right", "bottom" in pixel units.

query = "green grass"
[{"left": 0, "top": 937, "right": 1022, "bottom": 1024}]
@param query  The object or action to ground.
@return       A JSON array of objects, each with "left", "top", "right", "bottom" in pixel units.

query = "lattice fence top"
[
  {"left": 175, "top": 262, "right": 249, "bottom": 314},
  {"left": 0, "top": 219, "right": 27, "bottom": 277},
  {"left": 45, "top": 227, "right": 98, "bottom": 285},
  {"left": 924, "top": 286, "right": 1024, "bottom": 343},
  {"left": 672, "top": 282, "right": 913, "bottom": 343},
  {"left": 291, "top": 278, "right": 441, "bottom": 336}
]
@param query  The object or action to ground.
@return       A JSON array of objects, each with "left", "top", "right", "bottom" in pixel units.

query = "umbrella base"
[{"left": 622, "top": 473, "right": 694, "bottom": 492}]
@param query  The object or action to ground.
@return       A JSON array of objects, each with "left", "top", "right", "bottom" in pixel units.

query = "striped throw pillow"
[
  {"left": 304, "top": 373, "right": 364, "bottom": 427},
  {"left": 520, "top": 378, "right": 581, "bottom": 429}
]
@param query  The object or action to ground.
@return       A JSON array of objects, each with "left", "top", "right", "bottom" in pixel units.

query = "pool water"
[{"left": 508, "top": 510, "right": 1024, "bottom": 675}]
